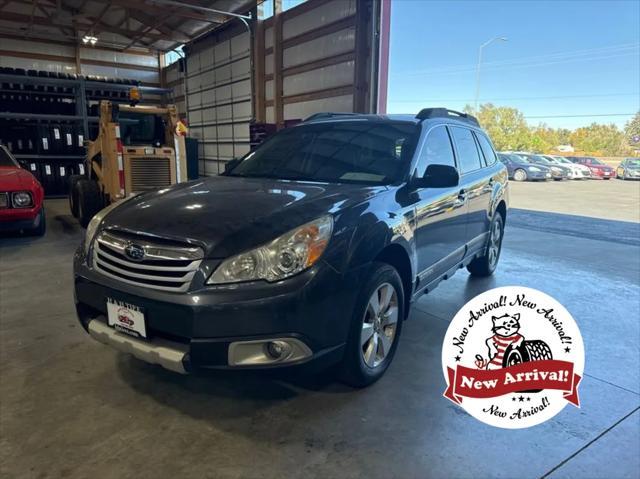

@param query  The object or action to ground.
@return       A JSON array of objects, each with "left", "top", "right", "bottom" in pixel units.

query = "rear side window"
[
  {"left": 450, "top": 127, "right": 483, "bottom": 174},
  {"left": 475, "top": 132, "right": 497, "bottom": 166},
  {"left": 415, "top": 125, "right": 456, "bottom": 177}
]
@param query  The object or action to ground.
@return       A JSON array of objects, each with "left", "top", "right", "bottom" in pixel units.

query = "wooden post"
[
  {"left": 353, "top": 0, "right": 370, "bottom": 113},
  {"left": 273, "top": 0, "right": 284, "bottom": 128},
  {"left": 253, "top": 12, "right": 266, "bottom": 122}
]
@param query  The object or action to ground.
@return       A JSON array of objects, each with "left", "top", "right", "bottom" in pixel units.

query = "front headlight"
[
  {"left": 12, "top": 191, "right": 33, "bottom": 208},
  {"left": 528, "top": 166, "right": 542, "bottom": 172},
  {"left": 84, "top": 199, "right": 128, "bottom": 254},
  {"left": 208, "top": 216, "right": 333, "bottom": 285}
]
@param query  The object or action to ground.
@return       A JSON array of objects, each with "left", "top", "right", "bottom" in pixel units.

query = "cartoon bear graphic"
[{"left": 475, "top": 313, "right": 525, "bottom": 370}]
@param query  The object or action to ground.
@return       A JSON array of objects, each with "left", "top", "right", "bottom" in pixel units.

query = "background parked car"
[
  {"left": 514, "top": 153, "right": 570, "bottom": 180},
  {"left": 0, "top": 145, "right": 45, "bottom": 236},
  {"left": 542, "top": 155, "right": 591, "bottom": 179},
  {"left": 616, "top": 158, "right": 640, "bottom": 180},
  {"left": 566, "top": 156, "right": 615, "bottom": 179},
  {"left": 498, "top": 153, "right": 551, "bottom": 181}
]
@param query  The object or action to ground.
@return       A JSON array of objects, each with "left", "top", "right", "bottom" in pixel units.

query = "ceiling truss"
[{"left": 0, "top": 0, "right": 255, "bottom": 52}]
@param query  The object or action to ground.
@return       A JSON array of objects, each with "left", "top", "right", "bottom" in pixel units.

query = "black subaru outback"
[{"left": 73, "top": 108, "right": 508, "bottom": 387}]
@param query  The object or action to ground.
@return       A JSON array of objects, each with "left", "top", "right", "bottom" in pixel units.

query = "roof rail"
[
  {"left": 415, "top": 108, "right": 480, "bottom": 126},
  {"left": 302, "top": 112, "right": 360, "bottom": 122}
]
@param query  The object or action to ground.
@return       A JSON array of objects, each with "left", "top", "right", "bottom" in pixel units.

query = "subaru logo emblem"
[{"left": 124, "top": 244, "right": 145, "bottom": 261}]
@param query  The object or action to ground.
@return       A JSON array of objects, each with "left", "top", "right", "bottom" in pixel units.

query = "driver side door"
[{"left": 413, "top": 125, "right": 467, "bottom": 284}]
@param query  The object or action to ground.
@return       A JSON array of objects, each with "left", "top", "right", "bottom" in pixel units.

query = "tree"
[
  {"left": 569, "top": 123, "right": 626, "bottom": 156},
  {"left": 624, "top": 111, "right": 640, "bottom": 149},
  {"left": 465, "top": 103, "right": 531, "bottom": 151}
]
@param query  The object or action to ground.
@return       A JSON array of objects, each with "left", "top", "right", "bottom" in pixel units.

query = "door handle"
[{"left": 457, "top": 189, "right": 467, "bottom": 201}]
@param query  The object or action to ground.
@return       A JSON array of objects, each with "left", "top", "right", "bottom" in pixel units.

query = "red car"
[
  {"left": 0, "top": 145, "right": 46, "bottom": 236},
  {"left": 567, "top": 156, "right": 615, "bottom": 180}
]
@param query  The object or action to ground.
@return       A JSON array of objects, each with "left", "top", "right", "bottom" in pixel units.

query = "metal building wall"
[
  {"left": 182, "top": 25, "right": 252, "bottom": 176},
  {"left": 164, "top": 0, "right": 387, "bottom": 177},
  {"left": 0, "top": 37, "right": 160, "bottom": 85},
  {"left": 259, "top": 0, "right": 379, "bottom": 127}
]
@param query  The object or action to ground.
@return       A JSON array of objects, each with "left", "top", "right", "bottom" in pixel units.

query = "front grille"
[
  {"left": 129, "top": 157, "right": 172, "bottom": 193},
  {"left": 93, "top": 231, "right": 203, "bottom": 293}
]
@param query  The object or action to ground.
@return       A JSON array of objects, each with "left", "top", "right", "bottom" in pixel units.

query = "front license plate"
[{"left": 106, "top": 298, "right": 147, "bottom": 338}]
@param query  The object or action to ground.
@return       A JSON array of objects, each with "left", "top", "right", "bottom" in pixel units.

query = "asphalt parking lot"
[
  {"left": 509, "top": 178, "right": 640, "bottom": 222},
  {"left": 1, "top": 184, "right": 639, "bottom": 478}
]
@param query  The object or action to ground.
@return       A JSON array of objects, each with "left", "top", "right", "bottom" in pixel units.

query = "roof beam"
[{"left": 0, "top": 10, "right": 188, "bottom": 43}]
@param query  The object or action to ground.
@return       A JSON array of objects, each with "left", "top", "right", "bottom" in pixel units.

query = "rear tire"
[
  {"left": 467, "top": 210, "right": 504, "bottom": 277},
  {"left": 68, "top": 174, "right": 83, "bottom": 217},
  {"left": 513, "top": 169, "right": 527, "bottom": 181},
  {"left": 339, "top": 262, "right": 404, "bottom": 388},
  {"left": 76, "top": 179, "right": 102, "bottom": 228}
]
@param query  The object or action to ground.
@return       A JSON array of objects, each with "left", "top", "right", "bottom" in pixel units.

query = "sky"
[{"left": 387, "top": 0, "right": 640, "bottom": 130}]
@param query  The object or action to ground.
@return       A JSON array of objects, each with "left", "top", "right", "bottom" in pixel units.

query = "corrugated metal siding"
[{"left": 184, "top": 31, "right": 252, "bottom": 176}]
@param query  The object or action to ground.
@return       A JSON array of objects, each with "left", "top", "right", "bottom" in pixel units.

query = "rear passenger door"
[{"left": 449, "top": 127, "right": 492, "bottom": 252}]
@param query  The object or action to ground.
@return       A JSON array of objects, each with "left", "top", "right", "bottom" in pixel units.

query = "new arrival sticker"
[{"left": 442, "top": 286, "right": 584, "bottom": 429}]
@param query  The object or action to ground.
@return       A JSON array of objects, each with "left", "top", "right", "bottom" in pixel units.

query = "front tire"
[
  {"left": 68, "top": 174, "right": 83, "bottom": 217},
  {"left": 467, "top": 210, "right": 504, "bottom": 277},
  {"left": 513, "top": 169, "right": 527, "bottom": 182},
  {"left": 339, "top": 262, "right": 404, "bottom": 388}
]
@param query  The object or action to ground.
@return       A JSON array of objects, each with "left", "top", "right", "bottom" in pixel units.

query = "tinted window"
[
  {"left": 230, "top": 121, "right": 419, "bottom": 185},
  {"left": 415, "top": 125, "right": 456, "bottom": 176},
  {"left": 450, "top": 127, "right": 483, "bottom": 174},
  {"left": 0, "top": 147, "right": 18, "bottom": 167},
  {"left": 475, "top": 133, "right": 497, "bottom": 166}
]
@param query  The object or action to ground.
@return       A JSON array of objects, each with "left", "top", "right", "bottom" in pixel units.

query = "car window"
[
  {"left": 474, "top": 132, "right": 497, "bottom": 166},
  {"left": 415, "top": 125, "right": 456, "bottom": 177},
  {"left": 0, "top": 147, "right": 18, "bottom": 167},
  {"left": 450, "top": 127, "right": 483, "bottom": 174}
]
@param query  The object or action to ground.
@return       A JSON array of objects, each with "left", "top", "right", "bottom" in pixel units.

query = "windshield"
[
  {"left": 530, "top": 155, "right": 551, "bottom": 164},
  {"left": 585, "top": 157, "right": 604, "bottom": 165},
  {"left": 512, "top": 154, "right": 531, "bottom": 163},
  {"left": 553, "top": 156, "right": 570, "bottom": 164},
  {"left": 228, "top": 121, "right": 419, "bottom": 185},
  {"left": 626, "top": 159, "right": 640, "bottom": 166},
  {"left": 118, "top": 112, "right": 166, "bottom": 147},
  {"left": 0, "top": 147, "right": 18, "bottom": 167}
]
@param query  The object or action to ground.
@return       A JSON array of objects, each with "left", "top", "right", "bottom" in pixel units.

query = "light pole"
[{"left": 474, "top": 36, "right": 508, "bottom": 114}]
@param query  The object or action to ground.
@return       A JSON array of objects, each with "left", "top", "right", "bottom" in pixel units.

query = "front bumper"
[
  {"left": 0, "top": 206, "right": 41, "bottom": 232},
  {"left": 74, "top": 247, "right": 363, "bottom": 373},
  {"left": 590, "top": 169, "right": 614, "bottom": 179},
  {"left": 526, "top": 170, "right": 551, "bottom": 180}
]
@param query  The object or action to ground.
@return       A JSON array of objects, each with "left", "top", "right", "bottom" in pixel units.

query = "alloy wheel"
[
  {"left": 514, "top": 169, "right": 526, "bottom": 181},
  {"left": 361, "top": 283, "right": 399, "bottom": 368}
]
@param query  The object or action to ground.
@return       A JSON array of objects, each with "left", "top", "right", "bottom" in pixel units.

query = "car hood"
[
  {"left": 587, "top": 164, "right": 613, "bottom": 170},
  {"left": 102, "top": 175, "right": 383, "bottom": 258},
  {"left": 623, "top": 165, "right": 640, "bottom": 171},
  {"left": 0, "top": 167, "right": 38, "bottom": 190}
]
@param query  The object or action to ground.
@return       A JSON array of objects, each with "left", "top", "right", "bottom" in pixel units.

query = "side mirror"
[
  {"left": 223, "top": 158, "right": 240, "bottom": 174},
  {"left": 413, "top": 164, "right": 459, "bottom": 188}
]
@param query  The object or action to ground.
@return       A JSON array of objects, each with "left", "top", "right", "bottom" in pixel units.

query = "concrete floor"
[{"left": 1, "top": 194, "right": 639, "bottom": 479}]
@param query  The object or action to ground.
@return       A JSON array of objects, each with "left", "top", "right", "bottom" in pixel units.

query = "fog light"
[{"left": 266, "top": 340, "right": 292, "bottom": 359}]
